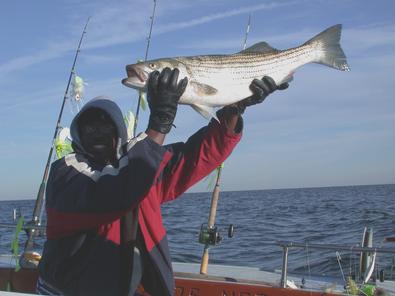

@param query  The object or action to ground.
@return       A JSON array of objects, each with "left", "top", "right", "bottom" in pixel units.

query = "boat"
[
  {"left": 1, "top": 6, "right": 394, "bottom": 296},
  {"left": 1, "top": 138, "right": 394, "bottom": 296},
  {"left": 1, "top": 224, "right": 395, "bottom": 295}
]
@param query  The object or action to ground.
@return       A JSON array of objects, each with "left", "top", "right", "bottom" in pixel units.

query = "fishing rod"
[
  {"left": 0, "top": 222, "right": 46, "bottom": 233},
  {"left": 242, "top": 14, "right": 251, "bottom": 50},
  {"left": 199, "top": 165, "right": 223, "bottom": 274},
  {"left": 23, "top": 17, "right": 90, "bottom": 252},
  {"left": 120, "top": 2, "right": 157, "bottom": 295},
  {"left": 133, "top": 0, "right": 157, "bottom": 137},
  {"left": 199, "top": 14, "right": 252, "bottom": 275}
]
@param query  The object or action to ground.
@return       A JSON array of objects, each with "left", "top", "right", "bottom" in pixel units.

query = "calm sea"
[{"left": 1, "top": 184, "right": 395, "bottom": 279}]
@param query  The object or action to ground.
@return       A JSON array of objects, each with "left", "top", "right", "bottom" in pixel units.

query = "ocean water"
[{"left": 1, "top": 184, "right": 395, "bottom": 280}]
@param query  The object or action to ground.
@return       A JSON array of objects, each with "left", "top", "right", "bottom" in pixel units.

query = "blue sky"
[{"left": 1, "top": 0, "right": 394, "bottom": 200}]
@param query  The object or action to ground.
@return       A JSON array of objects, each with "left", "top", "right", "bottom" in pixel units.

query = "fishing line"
[
  {"left": 336, "top": 251, "right": 350, "bottom": 295},
  {"left": 336, "top": 251, "right": 346, "bottom": 282},
  {"left": 303, "top": 241, "right": 314, "bottom": 295},
  {"left": 348, "top": 244, "right": 355, "bottom": 279}
]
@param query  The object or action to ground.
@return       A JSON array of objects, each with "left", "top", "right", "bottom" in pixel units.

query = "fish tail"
[{"left": 304, "top": 24, "right": 350, "bottom": 71}]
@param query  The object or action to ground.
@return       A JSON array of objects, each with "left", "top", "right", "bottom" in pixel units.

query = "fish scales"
[
  {"left": 178, "top": 48, "right": 310, "bottom": 75},
  {"left": 181, "top": 47, "right": 311, "bottom": 84},
  {"left": 122, "top": 24, "right": 349, "bottom": 119}
]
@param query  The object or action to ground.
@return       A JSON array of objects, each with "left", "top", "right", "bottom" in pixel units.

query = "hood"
[{"left": 70, "top": 96, "right": 128, "bottom": 160}]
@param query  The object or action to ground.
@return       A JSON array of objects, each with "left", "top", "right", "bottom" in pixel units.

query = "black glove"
[
  {"left": 234, "top": 76, "right": 289, "bottom": 114},
  {"left": 147, "top": 67, "right": 188, "bottom": 134}
]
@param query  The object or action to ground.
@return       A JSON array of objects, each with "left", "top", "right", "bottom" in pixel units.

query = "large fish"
[{"left": 122, "top": 24, "right": 349, "bottom": 119}]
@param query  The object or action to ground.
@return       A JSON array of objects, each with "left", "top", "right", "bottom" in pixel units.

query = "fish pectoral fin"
[
  {"left": 282, "top": 72, "right": 294, "bottom": 84},
  {"left": 239, "top": 42, "right": 279, "bottom": 54},
  {"left": 191, "top": 104, "right": 219, "bottom": 121},
  {"left": 190, "top": 81, "right": 218, "bottom": 96}
]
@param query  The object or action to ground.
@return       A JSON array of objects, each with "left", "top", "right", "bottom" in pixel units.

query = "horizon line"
[{"left": 2, "top": 182, "right": 394, "bottom": 202}]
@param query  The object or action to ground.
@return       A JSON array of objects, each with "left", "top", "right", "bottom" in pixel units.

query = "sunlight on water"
[{"left": 1, "top": 184, "right": 394, "bottom": 279}]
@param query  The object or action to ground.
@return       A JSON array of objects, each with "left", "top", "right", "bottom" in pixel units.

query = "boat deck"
[
  {"left": 174, "top": 262, "right": 395, "bottom": 295},
  {"left": 1, "top": 255, "right": 394, "bottom": 295},
  {"left": 174, "top": 262, "right": 346, "bottom": 293}
]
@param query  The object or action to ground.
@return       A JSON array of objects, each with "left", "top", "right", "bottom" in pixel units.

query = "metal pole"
[
  {"left": 276, "top": 241, "right": 395, "bottom": 254},
  {"left": 280, "top": 246, "right": 289, "bottom": 288},
  {"left": 24, "top": 17, "right": 90, "bottom": 252}
]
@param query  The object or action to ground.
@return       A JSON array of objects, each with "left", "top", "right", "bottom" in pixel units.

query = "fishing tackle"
[
  {"left": 23, "top": 17, "right": 91, "bottom": 254},
  {"left": 70, "top": 74, "right": 87, "bottom": 113},
  {"left": 198, "top": 15, "right": 252, "bottom": 274},
  {"left": 198, "top": 223, "right": 234, "bottom": 246},
  {"left": 120, "top": 2, "right": 158, "bottom": 295}
]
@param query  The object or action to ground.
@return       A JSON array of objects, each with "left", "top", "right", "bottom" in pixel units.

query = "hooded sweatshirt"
[{"left": 38, "top": 97, "right": 242, "bottom": 296}]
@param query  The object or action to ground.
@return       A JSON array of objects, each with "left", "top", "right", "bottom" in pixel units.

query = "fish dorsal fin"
[{"left": 239, "top": 42, "right": 279, "bottom": 54}]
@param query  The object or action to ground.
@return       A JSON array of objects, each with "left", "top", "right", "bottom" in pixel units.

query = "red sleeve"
[
  {"left": 157, "top": 116, "right": 242, "bottom": 203},
  {"left": 45, "top": 136, "right": 171, "bottom": 239}
]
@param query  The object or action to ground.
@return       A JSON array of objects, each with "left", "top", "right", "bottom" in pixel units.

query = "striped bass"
[{"left": 122, "top": 24, "right": 350, "bottom": 119}]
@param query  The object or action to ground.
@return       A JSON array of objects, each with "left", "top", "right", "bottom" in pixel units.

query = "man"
[{"left": 37, "top": 68, "right": 288, "bottom": 296}]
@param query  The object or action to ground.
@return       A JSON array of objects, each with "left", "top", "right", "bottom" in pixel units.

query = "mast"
[{"left": 23, "top": 18, "right": 90, "bottom": 252}]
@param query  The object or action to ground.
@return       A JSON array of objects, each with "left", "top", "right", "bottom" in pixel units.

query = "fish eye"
[{"left": 149, "top": 63, "right": 156, "bottom": 69}]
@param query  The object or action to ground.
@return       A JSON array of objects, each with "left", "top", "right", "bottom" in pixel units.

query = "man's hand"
[
  {"left": 235, "top": 76, "right": 288, "bottom": 114},
  {"left": 216, "top": 76, "right": 288, "bottom": 134},
  {"left": 147, "top": 67, "right": 188, "bottom": 134}
]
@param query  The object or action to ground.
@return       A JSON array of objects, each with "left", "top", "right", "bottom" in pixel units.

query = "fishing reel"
[{"left": 198, "top": 223, "right": 234, "bottom": 246}]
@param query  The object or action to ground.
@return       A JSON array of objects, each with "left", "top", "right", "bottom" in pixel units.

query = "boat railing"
[
  {"left": 1, "top": 221, "right": 395, "bottom": 289},
  {"left": 275, "top": 240, "right": 395, "bottom": 288}
]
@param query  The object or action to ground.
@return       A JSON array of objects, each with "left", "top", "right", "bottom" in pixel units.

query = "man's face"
[{"left": 78, "top": 108, "right": 118, "bottom": 164}]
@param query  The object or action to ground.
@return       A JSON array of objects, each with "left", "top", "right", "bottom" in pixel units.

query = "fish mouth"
[{"left": 122, "top": 65, "right": 150, "bottom": 90}]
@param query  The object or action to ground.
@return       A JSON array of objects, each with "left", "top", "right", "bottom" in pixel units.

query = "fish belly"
[{"left": 179, "top": 50, "right": 311, "bottom": 107}]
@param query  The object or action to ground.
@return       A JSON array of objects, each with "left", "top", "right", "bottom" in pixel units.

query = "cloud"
[
  {"left": 0, "top": 41, "right": 73, "bottom": 80},
  {"left": 345, "top": 23, "right": 395, "bottom": 52},
  {"left": 178, "top": 23, "right": 395, "bottom": 53},
  {"left": 81, "top": 53, "right": 130, "bottom": 64},
  {"left": 154, "top": 2, "right": 294, "bottom": 35},
  {"left": 22, "top": 21, "right": 395, "bottom": 80},
  {"left": 0, "top": 1, "right": 297, "bottom": 79},
  {"left": 0, "top": 84, "right": 64, "bottom": 113},
  {"left": 222, "top": 124, "right": 395, "bottom": 190}
]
